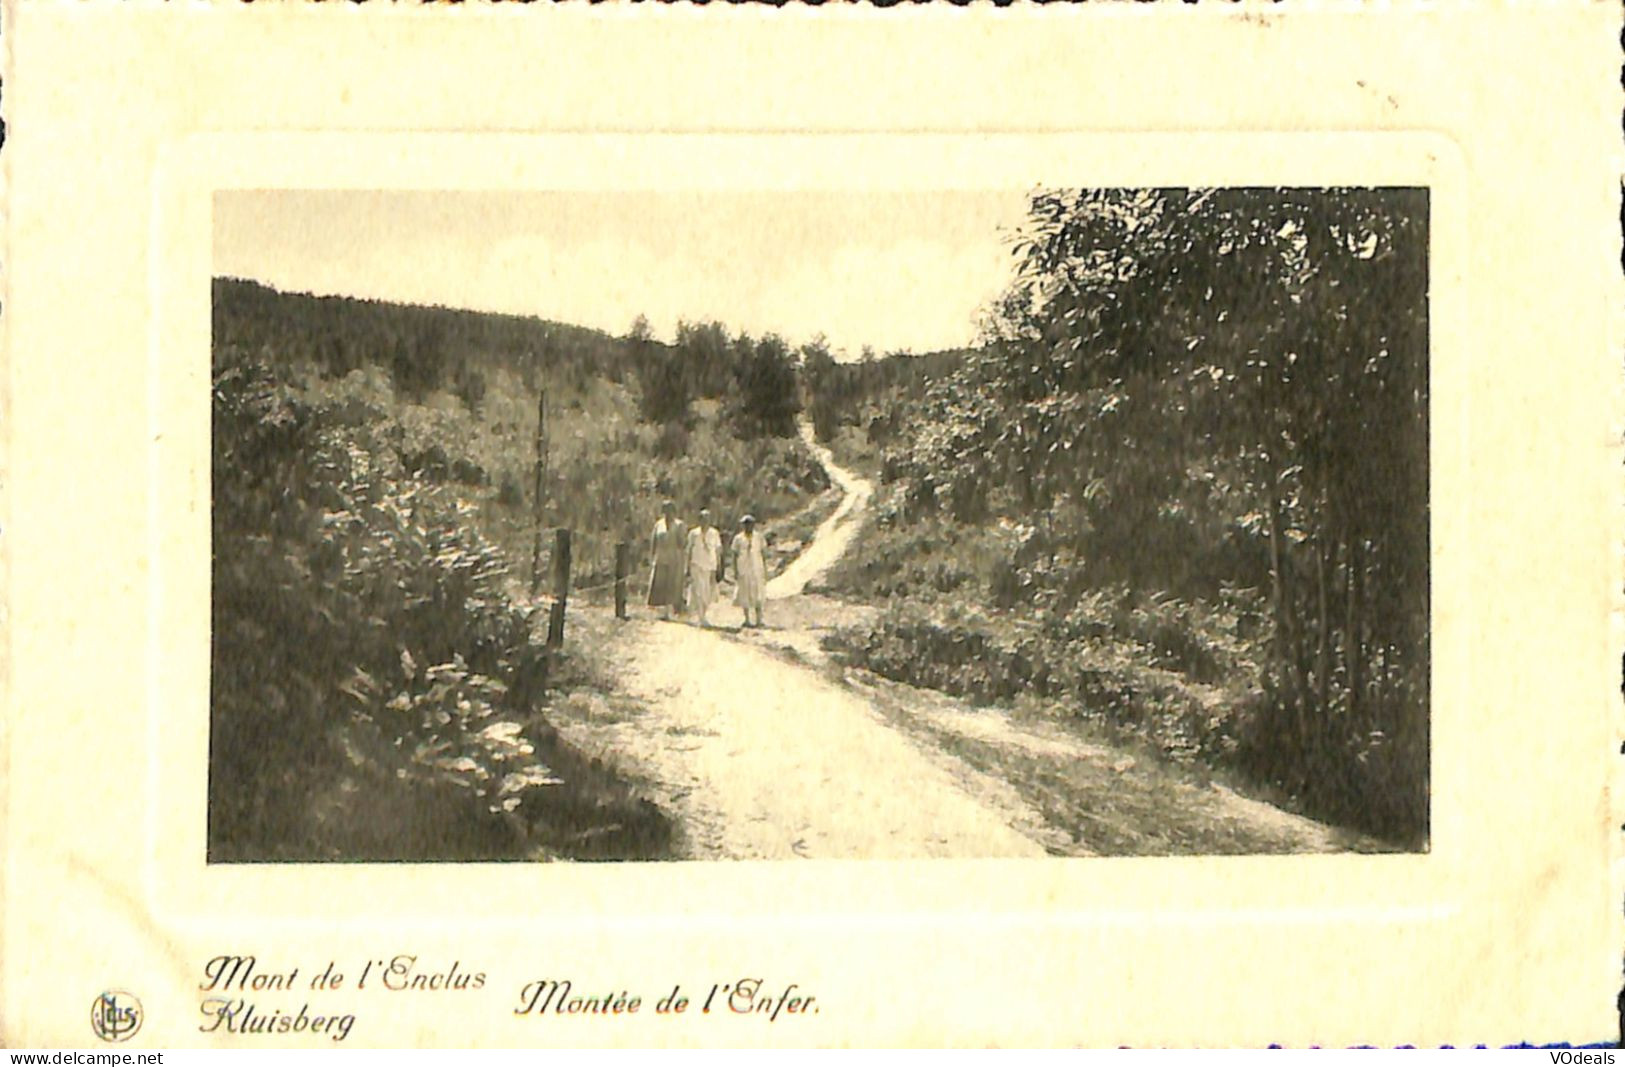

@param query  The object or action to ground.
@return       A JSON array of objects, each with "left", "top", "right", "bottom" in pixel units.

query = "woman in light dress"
[
  {"left": 731, "top": 514, "right": 767, "bottom": 629},
  {"left": 685, "top": 508, "right": 723, "bottom": 628},
  {"left": 647, "top": 500, "right": 687, "bottom": 620}
]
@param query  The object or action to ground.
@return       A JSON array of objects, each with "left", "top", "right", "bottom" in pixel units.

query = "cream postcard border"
[
  {"left": 5, "top": 5, "right": 1618, "bottom": 1047},
  {"left": 152, "top": 131, "right": 1466, "bottom": 928}
]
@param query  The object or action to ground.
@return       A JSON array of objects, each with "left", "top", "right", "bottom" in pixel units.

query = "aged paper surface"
[{"left": 3, "top": 2, "right": 1620, "bottom": 1048}]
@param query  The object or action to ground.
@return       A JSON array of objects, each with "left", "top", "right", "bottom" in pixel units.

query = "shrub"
[
  {"left": 210, "top": 360, "right": 560, "bottom": 860},
  {"left": 390, "top": 328, "right": 448, "bottom": 400},
  {"left": 636, "top": 352, "right": 693, "bottom": 426},
  {"left": 654, "top": 421, "right": 690, "bottom": 460},
  {"left": 453, "top": 363, "right": 489, "bottom": 416},
  {"left": 728, "top": 335, "right": 801, "bottom": 439},
  {"left": 497, "top": 473, "right": 525, "bottom": 510},
  {"left": 822, "top": 603, "right": 1240, "bottom": 762}
]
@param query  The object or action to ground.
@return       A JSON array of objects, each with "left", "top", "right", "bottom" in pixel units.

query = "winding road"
[
  {"left": 560, "top": 421, "right": 1368, "bottom": 860},
  {"left": 763, "top": 424, "right": 874, "bottom": 599}
]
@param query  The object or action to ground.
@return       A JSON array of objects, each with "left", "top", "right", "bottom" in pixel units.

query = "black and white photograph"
[
  {"left": 210, "top": 187, "right": 1430, "bottom": 864},
  {"left": 9, "top": 1, "right": 1619, "bottom": 1049}
]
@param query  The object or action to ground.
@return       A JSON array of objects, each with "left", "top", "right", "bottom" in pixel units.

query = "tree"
[
  {"left": 630, "top": 315, "right": 692, "bottom": 426},
  {"left": 675, "top": 319, "right": 734, "bottom": 398},
  {"left": 452, "top": 360, "right": 488, "bottom": 416},
  {"left": 390, "top": 318, "right": 449, "bottom": 400},
  {"left": 729, "top": 332, "right": 802, "bottom": 438},
  {"left": 935, "top": 186, "right": 1429, "bottom": 839},
  {"left": 800, "top": 334, "right": 844, "bottom": 442}
]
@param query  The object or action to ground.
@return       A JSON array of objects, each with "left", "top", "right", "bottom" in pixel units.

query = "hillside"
[
  {"left": 209, "top": 278, "right": 828, "bottom": 861},
  {"left": 803, "top": 188, "right": 1430, "bottom": 849}
]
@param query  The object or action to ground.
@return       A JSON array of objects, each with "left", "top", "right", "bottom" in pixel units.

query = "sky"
[{"left": 213, "top": 189, "right": 1033, "bottom": 357}]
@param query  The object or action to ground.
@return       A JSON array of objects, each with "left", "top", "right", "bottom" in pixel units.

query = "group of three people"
[{"left": 647, "top": 500, "right": 768, "bottom": 628}]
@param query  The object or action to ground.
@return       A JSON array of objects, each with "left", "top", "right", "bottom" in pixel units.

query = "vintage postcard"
[{"left": 2, "top": 2, "right": 1619, "bottom": 1049}]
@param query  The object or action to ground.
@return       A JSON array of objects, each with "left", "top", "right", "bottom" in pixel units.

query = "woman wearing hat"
[{"left": 731, "top": 514, "right": 767, "bottom": 628}]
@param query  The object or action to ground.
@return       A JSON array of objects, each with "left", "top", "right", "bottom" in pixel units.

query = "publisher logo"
[{"left": 91, "top": 990, "right": 142, "bottom": 1042}]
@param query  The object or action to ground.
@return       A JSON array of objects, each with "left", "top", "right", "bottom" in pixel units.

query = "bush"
[
  {"left": 497, "top": 473, "right": 525, "bottom": 510},
  {"left": 823, "top": 578, "right": 1421, "bottom": 844},
  {"left": 636, "top": 352, "right": 693, "bottom": 426},
  {"left": 728, "top": 335, "right": 801, "bottom": 438},
  {"left": 822, "top": 602, "right": 1242, "bottom": 763},
  {"left": 210, "top": 359, "right": 561, "bottom": 860},
  {"left": 809, "top": 391, "right": 842, "bottom": 443},
  {"left": 1235, "top": 668, "right": 1428, "bottom": 847},
  {"left": 390, "top": 330, "right": 448, "bottom": 400},
  {"left": 654, "top": 421, "right": 691, "bottom": 460},
  {"left": 453, "top": 363, "right": 488, "bottom": 416},
  {"left": 1116, "top": 594, "right": 1233, "bottom": 685}
]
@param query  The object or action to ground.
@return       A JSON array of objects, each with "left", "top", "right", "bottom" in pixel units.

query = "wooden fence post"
[
  {"left": 528, "top": 389, "right": 548, "bottom": 596},
  {"left": 614, "top": 541, "right": 629, "bottom": 620},
  {"left": 546, "top": 527, "right": 572, "bottom": 648},
  {"left": 511, "top": 643, "right": 549, "bottom": 711}
]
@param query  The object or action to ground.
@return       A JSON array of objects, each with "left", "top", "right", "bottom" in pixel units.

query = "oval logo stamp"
[{"left": 91, "top": 991, "right": 142, "bottom": 1042}]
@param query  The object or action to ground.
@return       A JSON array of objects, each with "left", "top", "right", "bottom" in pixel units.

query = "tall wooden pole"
[
  {"left": 547, "top": 528, "right": 572, "bottom": 648},
  {"left": 614, "top": 541, "right": 629, "bottom": 620},
  {"left": 528, "top": 388, "right": 548, "bottom": 596}
]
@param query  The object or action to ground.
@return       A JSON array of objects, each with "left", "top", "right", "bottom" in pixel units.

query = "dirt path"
[
  {"left": 592, "top": 617, "right": 1047, "bottom": 859},
  {"left": 764, "top": 422, "right": 873, "bottom": 599},
  {"left": 564, "top": 421, "right": 1041, "bottom": 859},
  {"left": 553, "top": 421, "right": 1367, "bottom": 859}
]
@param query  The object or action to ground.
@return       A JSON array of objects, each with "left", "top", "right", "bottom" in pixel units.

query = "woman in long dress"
[
  {"left": 686, "top": 508, "right": 723, "bottom": 628},
  {"left": 647, "top": 500, "right": 687, "bottom": 619},
  {"left": 731, "top": 514, "right": 766, "bottom": 629}
]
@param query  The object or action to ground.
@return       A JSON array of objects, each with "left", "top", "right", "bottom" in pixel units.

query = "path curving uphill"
[
  {"left": 584, "top": 420, "right": 1045, "bottom": 859},
  {"left": 764, "top": 421, "right": 874, "bottom": 600},
  {"left": 570, "top": 420, "right": 1365, "bottom": 860}
]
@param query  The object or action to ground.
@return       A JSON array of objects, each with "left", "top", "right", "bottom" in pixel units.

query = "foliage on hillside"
[
  {"left": 214, "top": 280, "right": 829, "bottom": 583},
  {"left": 214, "top": 277, "right": 639, "bottom": 401},
  {"left": 800, "top": 343, "right": 967, "bottom": 450},
  {"left": 209, "top": 280, "right": 828, "bottom": 860},
  {"left": 814, "top": 188, "right": 1430, "bottom": 847},
  {"left": 210, "top": 357, "right": 626, "bottom": 860}
]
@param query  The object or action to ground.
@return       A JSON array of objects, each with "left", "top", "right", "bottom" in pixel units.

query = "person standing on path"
[
  {"left": 686, "top": 508, "right": 723, "bottom": 628},
  {"left": 647, "top": 500, "right": 687, "bottom": 620},
  {"left": 731, "top": 514, "right": 767, "bottom": 629}
]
